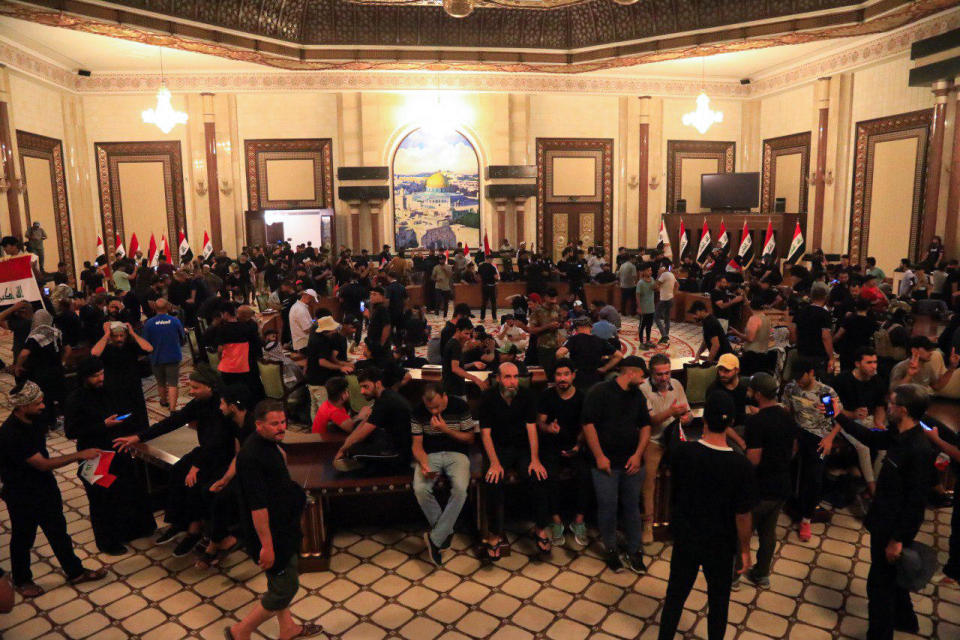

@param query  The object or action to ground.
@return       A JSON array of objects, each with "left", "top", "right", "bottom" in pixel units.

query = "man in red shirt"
[
  {"left": 311, "top": 377, "right": 370, "bottom": 434},
  {"left": 860, "top": 274, "right": 889, "bottom": 312}
]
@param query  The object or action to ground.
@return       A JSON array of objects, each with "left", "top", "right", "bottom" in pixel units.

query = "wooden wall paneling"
[
  {"left": 665, "top": 140, "right": 736, "bottom": 213},
  {"left": 16, "top": 130, "right": 75, "bottom": 283},
  {"left": 244, "top": 138, "right": 334, "bottom": 212},
  {"left": 760, "top": 132, "right": 812, "bottom": 214}
]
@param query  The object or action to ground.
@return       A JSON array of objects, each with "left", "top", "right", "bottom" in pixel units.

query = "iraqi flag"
[
  {"left": 95, "top": 236, "right": 106, "bottom": 266},
  {"left": 696, "top": 220, "right": 712, "bottom": 263},
  {"left": 656, "top": 220, "right": 673, "bottom": 259},
  {"left": 201, "top": 231, "right": 214, "bottom": 260},
  {"left": 128, "top": 233, "right": 139, "bottom": 259},
  {"left": 160, "top": 236, "right": 172, "bottom": 264},
  {"left": 483, "top": 233, "right": 491, "bottom": 257},
  {"left": 0, "top": 254, "right": 43, "bottom": 310},
  {"left": 178, "top": 231, "right": 193, "bottom": 264},
  {"left": 786, "top": 221, "right": 805, "bottom": 264},
  {"left": 737, "top": 220, "right": 753, "bottom": 267},
  {"left": 761, "top": 219, "right": 776, "bottom": 261},
  {"left": 114, "top": 233, "right": 126, "bottom": 259},
  {"left": 678, "top": 221, "right": 689, "bottom": 261},
  {"left": 716, "top": 220, "right": 729, "bottom": 256},
  {"left": 147, "top": 234, "right": 158, "bottom": 269}
]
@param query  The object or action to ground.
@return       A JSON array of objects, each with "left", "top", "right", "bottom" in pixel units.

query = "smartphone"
[
  {"left": 116, "top": 413, "right": 132, "bottom": 421},
  {"left": 920, "top": 420, "right": 932, "bottom": 431},
  {"left": 360, "top": 301, "right": 366, "bottom": 312},
  {"left": 821, "top": 394, "right": 835, "bottom": 418},
  {"left": 43, "top": 287, "right": 50, "bottom": 296}
]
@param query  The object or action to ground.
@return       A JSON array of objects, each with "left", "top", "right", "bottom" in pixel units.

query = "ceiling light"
[
  {"left": 611, "top": 0, "right": 641, "bottom": 5},
  {"left": 443, "top": 0, "right": 475, "bottom": 18},
  {"left": 141, "top": 48, "right": 187, "bottom": 134},
  {"left": 682, "top": 91, "right": 723, "bottom": 134}
]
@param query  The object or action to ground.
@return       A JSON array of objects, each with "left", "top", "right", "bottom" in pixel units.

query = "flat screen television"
[{"left": 700, "top": 172, "right": 760, "bottom": 210}]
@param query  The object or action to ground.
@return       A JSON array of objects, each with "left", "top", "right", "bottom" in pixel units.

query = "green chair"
[
  {"left": 258, "top": 359, "right": 304, "bottom": 413},
  {"left": 206, "top": 348, "right": 220, "bottom": 370},
  {"left": 256, "top": 293, "right": 271, "bottom": 312},
  {"left": 683, "top": 363, "right": 718, "bottom": 406},
  {"left": 345, "top": 374, "right": 372, "bottom": 413},
  {"left": 186, "top": 329, "right": 205, "bottom": 364}
]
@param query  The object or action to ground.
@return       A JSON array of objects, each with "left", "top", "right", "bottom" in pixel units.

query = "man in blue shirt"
[{"left": 143, "top": 298, "right": 186, "bottom": 411}]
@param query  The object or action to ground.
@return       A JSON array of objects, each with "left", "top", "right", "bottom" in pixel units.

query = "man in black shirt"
[
  {"left": 439, "top": 303, "right": 473, "bottom": 354},
  {"left": 478, "top": 362, "right": 548, "bottom": 559},
  {"left": 581, "top": 356, "right": 651, "bottom": 574},
  {"left": 365, "top": 287, "right": 392, "bottom": 366},
  {"left": 305, "top": 316, "right": 354, "bottom": 420},
  {"left": 659, "top": 391, "right": 755, "bottom": 640},
  {"left": 709, "top": 276, "right": 744, "bottom": 322},
  {"left": 835, "top": 385, "right": 935, "bottom": 640},
  {"left": 0, "top": 381, "right": 108, "bottom": 597},
  {"left": 556, "top": 316, "right": 622, "bottom": 390},
  {"left": 705, "top": 353, "right": 750, "bottom": 450},
  {"left": 442, "top": 318, "right": 487, "bottom": 398},
  {"left": 412, "top": 385, "right": 478, "bottom": 566},
  {"left": 229, "top": 400, "right": 317, "bottom": 640},
  {"left": 794, "top": 283, "right": 834, "bottom": 373},
  {"left": 334, "top": 367, "right": 412, "bottom": 473},
  {"left": 739, "top": 373, "right": 799, "bottom": 588},
  {"left": 691, "top": 301, "right": 733, "bottom": 362},
  {"left": 536, "top": 359, "right": 590, "bottom": 547},
  {"left": 477, "top": 254, "right": 499, "bottom": 322},
  {"left": 834, "top": 347, "right": 888, "bottom": 498}
]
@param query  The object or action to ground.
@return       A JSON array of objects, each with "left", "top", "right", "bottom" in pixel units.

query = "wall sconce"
[
  {"left": 0, "top": 176, "right": 11, "bottom": 193},
  {"left": 627, "top": 175, "right": 639, "bottom": 190},
  {"left": 649, "top": 175, "right": 661, "bottom": 190},
  {"left": 219, "top": 179, "right": 233, "bottom": 196},
  {"left": 824, "top": 170, "right": 834, "bottom": 186},
  {"left": 195, "top": 179, "right": 208, "bottom": 196},
  {"left": 12, "top": 177, "right": 24, "bottom": 193},
  {"left": 807, "top": 170, "right": 834, "bottom": 186}
]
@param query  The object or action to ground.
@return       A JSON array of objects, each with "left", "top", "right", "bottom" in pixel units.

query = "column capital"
[
  {"left": 348, "top": 200, "right": 362, "bottom": 213},
  {"left": 933, "top": 79, "right": 952, "bottom": 102},
  {"left": 815, "top": 77, "right": 831, "bottom": 108}
]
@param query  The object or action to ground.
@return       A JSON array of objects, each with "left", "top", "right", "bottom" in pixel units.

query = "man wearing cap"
[
  {"left": 737, "top": 372, "right": 799, "bottom": 588},
  {"left": 658, "top": 391, "right": 756, "bottom": 640},
  {"left": 529, "top": 288, "right": 562, "bottom": 374},
  {"left": 834, "top": 385, "right": 936, "bottom": 639},
  {"left": 889, "top": 334, "right": 959, "bottom": 396},
  {"left": 305, "top": 315, "right": 354, "bottom": 421},
  {"left": 114, "top": 367, "right": 237, "bottom": 557},
  {"left": 0, "top": 381, "right": 108, "bottom": 597},
  {"left": 289, "top": 288, "right": 318, "bottom": 353},
  {"left": 65, "top": 357, "right": 156, "bottom": 556},
  {"left": 690, "top": 301, "right": 734, "bottom": 363},
  {"left": 581, "top": 355, "right": 652, "bottom": 574},
  {"left": 143, "top": 298, "right": 186, "bottom": 412},
  {"left": 556, "top": 316, "right": 622, "bottom": 391},
  {"left": 706, "top": 353, "right": 751, "bottom": 450}
]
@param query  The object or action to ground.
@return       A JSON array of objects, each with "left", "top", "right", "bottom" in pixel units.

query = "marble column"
[
  {"left": 946, "top": 77, "right": 960, "bottom": 257},
  {"left": 0, "top": 70, "right": 21, "bottom": 238},
  {"left": 638, "top": 96, "right": 651, "bottom": 248},
  {"left": 201, "top": 93, "right": 223, "bottom": 251},
  {"left": 349, "top": 201, "right": 361, "bottom": 251},
  {"left": 812, "top": 77, "right": 830, "bottom": 250},
  {"left": 369, "top": 200, "right": 382, "bottom": 252},
  {"left": 923, "top": 79, "right": 951, "bottom": 251}
]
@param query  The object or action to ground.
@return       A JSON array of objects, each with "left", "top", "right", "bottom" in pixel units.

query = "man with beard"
[
  {"left": 64, "top": 357, "right": 156, "bottom": 555},
  {"left": 581, "top": 356, "right": 651, "bottom": 574},
  {"left": 113, "top": 368, "right": 236, "bottom": 558},
  {"left": 91, "top": 320, "right": 154, "bottom": 432},
  {"left": 333, "top": 367, "right": 412, "bottom": 474},
  {"left": 0, "top": 382, "right": 107, "bottom": 597},
  {"left": 706, "top": 353, "right": 751, "bottom": 450}
]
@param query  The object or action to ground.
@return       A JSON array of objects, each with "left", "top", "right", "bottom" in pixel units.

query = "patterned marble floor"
[{"left": 0, "top": 311, "right": 958, "bottom": 640}]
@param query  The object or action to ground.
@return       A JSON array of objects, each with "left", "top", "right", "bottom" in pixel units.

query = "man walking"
[{"left": 143, "top": 298, "right": 186, "bottom": 411}]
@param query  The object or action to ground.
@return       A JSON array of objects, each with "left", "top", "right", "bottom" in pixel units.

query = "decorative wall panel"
[
  {"left": 245, "top": 139, "right": 334, "bottom": 211},
  {"left": 761, "top": 132, "right": 812, "bottom": 213},
  {"left": 666, "top": 140, "right": 736, "bottom": 213}
]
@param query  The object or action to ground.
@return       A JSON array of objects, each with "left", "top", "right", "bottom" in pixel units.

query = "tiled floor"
[{"left": 0, "top": 313, "right": 958, "bottom": 639}]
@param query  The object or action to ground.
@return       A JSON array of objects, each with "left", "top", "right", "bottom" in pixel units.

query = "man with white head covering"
[{"left": 0, "top": 381, "right": 108, "bottom": 597}]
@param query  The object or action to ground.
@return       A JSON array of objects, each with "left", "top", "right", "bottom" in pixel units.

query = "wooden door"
[
  {"left": 544, "top": 204, "right": 602, "bottom": 262},
  {"left": 266, "top": 221, "right": 285, "bottom": 244}
]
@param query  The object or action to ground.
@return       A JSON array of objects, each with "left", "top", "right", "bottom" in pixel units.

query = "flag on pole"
[
  {"left": 483, "top": 233, "right": 491, "bottom": 257},
  {"left": 201, "top": 231, "right": 214, "bottom": 260},
  {"left": 463, "top": 243, "right": 470, "bottom": 257},
  {"left": 726, "top": 258, "right": 742, "bottom": 272},
  {"left": 761, "top": 219, "right": 776, "bottom": 260},
  {"left": 444, "top": 248, "right": 450, "bottom": 261},
  {"left": 128, "top": 233, "right": 139, "bottom": 258},
  {"left": 737, "top": 220, "right": 753, "bottom": 267},
  {"left": 786, "top": 221, "right": 805, "bottom": 264},
  {"left": 678, "top": 221, "right": 689, "bottom": 261},
  {"left": 696, "top": 220, "right": 712, "bottom": 263},
  {"left": 178, "top": 230, "right": 193, "bottom": 264},
  {"left": 717, "top": 220, "right": 729, "bottom": 255},
  {"left": 0, "top": 254, "right": 43, "bottom": 310},
  {"left": 159, "top": 235, "right": 172, "bottom": 264},
  {"left": 657, "top": 220, "right": 673, "bottom": 260},
  {"left": 114, "top": 233, "right": 126, "bottom": 259},
  {"left": 147, "top": 234, "right": 158, "bottom": 268},
  {"left": 95, "top": 236, "right": 106, "bottom": 265}
]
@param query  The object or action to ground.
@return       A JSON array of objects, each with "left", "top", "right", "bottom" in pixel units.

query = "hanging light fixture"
[
  {"left": 682, "top": 57, "right": 723, "bottom": 135},
  {"left": 443, "top": 0, "right": 475, "bottom": 18},
  {"left": 142, "top": 48, "right": 187, "bottom": 134}
]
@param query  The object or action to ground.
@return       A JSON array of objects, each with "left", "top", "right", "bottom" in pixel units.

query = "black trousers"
[
  {"left": 84, "top": 454, "right": 156, "bottom": 551},
  {"left": 436, "top": 290, "right": 452, "bottom": 318},
  {"left": 945, "top": 489, "right": 960, "bottom": 581},
  {"left": 206, "top": 479, "right": 241, "bottom": 544},
  {"left": 6, "top": 487, "right": 84, "bottom": 586},
  {"left": 796, "top": 430, "right": 826, "bottom": 520},
  {"left": 867, "top": 531, "right": 917, "bottom": 640},
  {"left": 480, "top": 285, "right": 497, "bottom": 321},
  {"left": 659, "top": 540, "right": 734, "bottom": 640},
  {"left": 164, "top": 454, "right": 209, "bottom": 531},
  {"left": 221, "top": 371, "right": 265, "bottom": 405},
  {"left": 540, "top": 449, "right": 592, "bottom": 520},
  {"left": 483, "top": 446, "right": 548, "bottom": 534},
  {"left": 620, "top": 288, "right": 636, "bottom": 316}
]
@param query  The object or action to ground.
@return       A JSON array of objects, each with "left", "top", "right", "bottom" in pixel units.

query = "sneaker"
[
  {"left": 423, "top": 532, "right": 443, "bottom": 567},
  {"left": 173, "top": 533, "right": 202, "bottom": 558},
  {"left": 156, "top": 526, "right": 184, "bottom": 545},
  {"left": 730, "top": 575, "right": 741, "bottom": 591},
  {"left": 569, "top": 522, "right": 588, "bottom": 547},
  {"left": 548, "top": 523, "right": 566, "bottom": 546},
  {"left": 745, "top": 570, "right": 770, "bottom": 588},
  {"left": 605, "top": 551, "right": 624, "bottom": 573},
  {"left": 797, "top": 521, "right": 812, "bottom": 543},
  {"left": 620, "top": 552, "right": 646, "bottom": 575},
  {"left": 658, "top": 336, "right": 670, "bottom": 345},
  {"left": 100, "top": 545, "right": 128, "bottom": 556}
]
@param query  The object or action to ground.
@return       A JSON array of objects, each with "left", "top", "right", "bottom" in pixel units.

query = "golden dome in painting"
[{"left": 425, "top": 171, "right": 449, "bottom": 190}]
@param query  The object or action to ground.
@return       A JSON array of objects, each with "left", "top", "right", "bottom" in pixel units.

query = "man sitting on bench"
[
  {"left": 333, "top": 367, "right": 411, "bottom": 474},
  {"left": 311, "top": 376, "right": 371, "bottom": 435}
]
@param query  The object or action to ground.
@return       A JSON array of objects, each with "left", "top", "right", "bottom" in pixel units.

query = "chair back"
[
  {"left": 258, "top": 360, "right": 286, "bottom": 400},
  {"left": 345, "top": 374, "right": 373, "bottom": 412},
  {"left": 683, "top": 363, "right": 718, "bottom": 406},
  {"left": 186, "top": 329, "right": 203, "bottom": 363},
  {"left": 256, "top": 293, "right": 271, "bottom": 312},
  {"left": 197, "top": 317, "right": 209, "bottom": 335},
  {"left": 206, "top": 348, "right": 221, "bottom": 370}
]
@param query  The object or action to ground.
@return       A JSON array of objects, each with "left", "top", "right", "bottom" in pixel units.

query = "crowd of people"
[{"left": 0, "top": 231, "right": 958, "bottom": 640}]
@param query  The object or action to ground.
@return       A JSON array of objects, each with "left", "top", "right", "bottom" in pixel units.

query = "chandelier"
[
  {"left": 142, "top": 49, "right": 187, "bottom": 134},
  {"left": 682, "top": 91, "right": 723, "bottom": 134},
  {"left": 443, "top": 0, "right": 474, "bottom": 17}
]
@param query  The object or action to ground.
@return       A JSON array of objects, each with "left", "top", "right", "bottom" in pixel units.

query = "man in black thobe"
[{"left": 65, "top": 357, "right": 156, "bottom": 555}]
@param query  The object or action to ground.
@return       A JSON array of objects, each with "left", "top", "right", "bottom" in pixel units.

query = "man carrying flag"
[
  {"left": 201, "top": 231, "right": 214, "bottom": 261},
  {"left": 178, "top": 231, "right": 193, "bottom": 264},
  {"left": 737, "top": 220, "right": 753, "bottom": 268},
  {"left": 761, "top": 219, "right": 776, "bottom": 262},
  {"left": 657, "top": 220, "right": 673, "bottom": 260},
  {"left": 114, "top": 233, "right": 126, "bottom": 260},
  {"left": 678, "top": 221, "right": 689, "bottom": 262},
  {"left": 786, "top": 221, "right": 805, "bottom": 264},
  {"left": 696, "top": 220, "right": 712, "bottom": 264},
  {"left": 147, "top": 234, "right": 159, "bottom": 269}
]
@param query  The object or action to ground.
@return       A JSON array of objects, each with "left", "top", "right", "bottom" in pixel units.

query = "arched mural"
[{"left": 392, "top": 128, "right": 480, "bottom": 251}]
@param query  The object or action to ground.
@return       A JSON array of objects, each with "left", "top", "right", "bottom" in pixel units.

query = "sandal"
[
  {"left": 195, "top": 549, "right": 220, "bottom": 570},
  {"left": 15, "top": 582, "right": 43, "bottom": 598},
  {"left": 483, "top": 540, "right": 502, "bottom": 562},
  {"left": 535, "top": 533, "right": 552, "bottom": 555},
  {"left": 68, "top": 568, "right": 107, "bottom": 585},
  {"left": 287, "top": 622, "right": 324, "bottom": 639}
]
